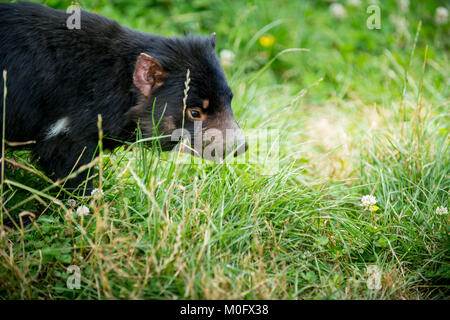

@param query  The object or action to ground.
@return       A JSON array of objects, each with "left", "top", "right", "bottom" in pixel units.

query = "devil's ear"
[
  {"left": 133, "top": 53, "right": 166, "bottom": 97},
  {"left": 211, "top": 32, "right": 216, "bottom": 49}
]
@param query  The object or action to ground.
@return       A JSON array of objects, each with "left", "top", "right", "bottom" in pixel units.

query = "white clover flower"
[
  {"left": 347, "top": 0, "right": 361, "bottom": 7},
  {"left": 76, "top": 205, "right": 90, "bottom": 217},
  {"left": 329, "top": 3, "right": 347, "bottom": 19},
  {"left": 302, "top": 251, "right": 312, "bottom": 259},
  {"left": 67, "top": 199, "right": 77, "bottom": 208},
  {"left": 436, "top": 206, "right": 448, "bottom": 215},
  {"left": 91, "top": 188, "right": 104, "bottom": 199},
  {"left": 220, "top": 49, "right": 235, "bottom": 68},
  {"left": 397, "top": 0, "right": 409, "bottom": 13},
  {"left": 435, "top": 7, "right": 448, "bottom": 25},
  {"left": 361, "top": 195, "right": 377, "bottom": 211}
]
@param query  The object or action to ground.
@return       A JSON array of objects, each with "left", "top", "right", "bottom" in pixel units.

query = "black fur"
[{"left": 0, "top": 2, "right": 245, "bottom": 191}]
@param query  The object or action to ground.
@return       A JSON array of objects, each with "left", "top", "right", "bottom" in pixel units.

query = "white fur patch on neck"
[{"left": 45, "top": 117, "right": 70, "bottom": 140}]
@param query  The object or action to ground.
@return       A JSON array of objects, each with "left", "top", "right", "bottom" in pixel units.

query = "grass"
[{"left": 0, "top": 0, "right": 448, "bottom": 299}]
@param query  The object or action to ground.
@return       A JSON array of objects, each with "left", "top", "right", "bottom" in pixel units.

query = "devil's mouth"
[{"left": 148, "top": 135, "right": 246, "bottom": 160}]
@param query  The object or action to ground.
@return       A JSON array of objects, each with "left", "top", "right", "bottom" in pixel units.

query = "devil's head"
[{"left": 128, "top": 34, "right": 247, "bottom": 160}]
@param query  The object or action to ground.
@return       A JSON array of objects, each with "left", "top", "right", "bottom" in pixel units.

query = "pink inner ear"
[
  {"left": 133, "top": 53, "right": 166, "bottom": 97},
  {"left": 133, "top": 69, "right": 151, "bottom": 97},
  {"left": 133, "top": 55, "right": 153, "bottom": 97}
]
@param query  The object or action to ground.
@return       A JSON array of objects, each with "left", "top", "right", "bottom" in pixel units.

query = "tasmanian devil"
[{"left": 0, "top": 2, "right": 247, "bottom": 192}]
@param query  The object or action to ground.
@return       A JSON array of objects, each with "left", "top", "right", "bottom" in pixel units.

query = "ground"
[{"left": 0, "top": 0, "right": 449, "bottom": 299}]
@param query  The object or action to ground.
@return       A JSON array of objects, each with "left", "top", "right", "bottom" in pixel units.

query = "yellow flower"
[
  {"left": 370, "top": 205, "right": 379, "bottom": 212},
  {"left": 259, "top": 35, "right": 275, "bottom": 47}
]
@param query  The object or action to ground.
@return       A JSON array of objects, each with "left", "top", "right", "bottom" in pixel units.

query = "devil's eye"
[
  {"left": 190, "top": 110, "right": 201, "bottom": 118},
  {"left": 187, "top": 107, "right": 205, "bottom": 121}
]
